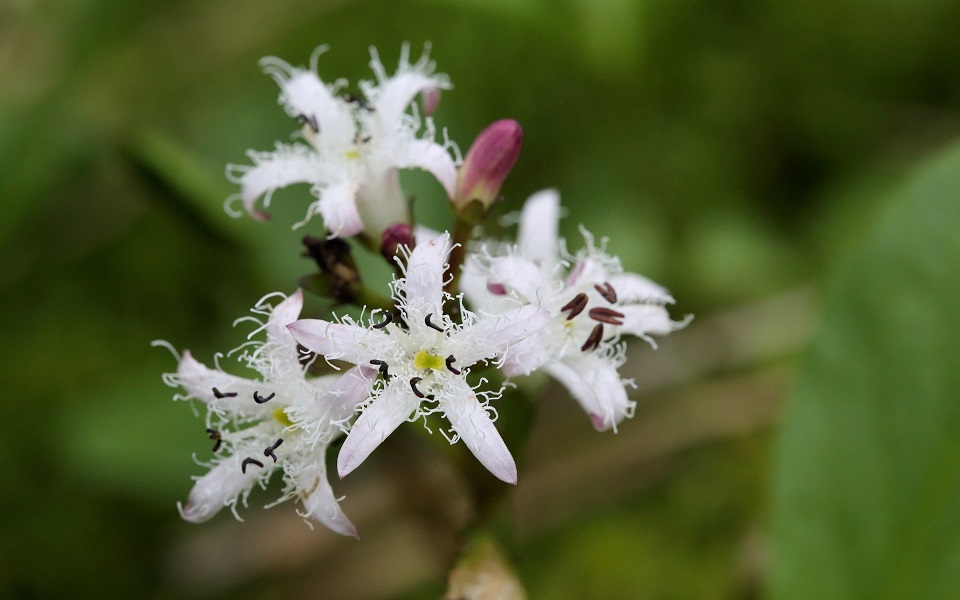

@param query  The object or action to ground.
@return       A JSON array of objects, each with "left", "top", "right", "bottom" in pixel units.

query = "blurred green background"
[{"left": 3, "top": 0, "right": 960, "bottom": 598}]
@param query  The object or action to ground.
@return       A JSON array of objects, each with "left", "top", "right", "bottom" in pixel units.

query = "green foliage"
[{"left": 772, "top": 142, "right": 960, "bottom": 599}]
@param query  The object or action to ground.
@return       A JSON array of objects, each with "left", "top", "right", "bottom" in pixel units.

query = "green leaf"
[{"left": 771, "top": 141, "right": 960, "bottom": 600}]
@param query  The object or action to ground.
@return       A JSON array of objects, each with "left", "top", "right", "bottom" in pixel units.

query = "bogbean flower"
[
  {"left": 228, "top": 43, "right": 459, "bottom": 240},
  {"left": 462, "top": 190, "right": 692, "bottom": 432},
  {"left": 287, "top": 234, "right": 551, "bottom": 484},
  {"left": 161, "top": 290, "right": 373, "bottom": 537}
]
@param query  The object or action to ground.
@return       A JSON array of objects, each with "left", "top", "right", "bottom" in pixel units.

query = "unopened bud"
[
  {"left": 380, "top": 223, "right": 416, "bottom": 262},
  {"left": 454, "top": 119, "right": 523, "bottom": 222},
  {"left": 421, "top": 87, "right": 441, "bottom": 116}
]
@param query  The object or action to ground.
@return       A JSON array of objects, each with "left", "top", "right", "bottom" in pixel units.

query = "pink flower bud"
[
  {"left": 454, "top": 120, "right": 523, "bottom": 220},
  {"left": 381, "top": 222, "right": 416, "bottom": 261}
]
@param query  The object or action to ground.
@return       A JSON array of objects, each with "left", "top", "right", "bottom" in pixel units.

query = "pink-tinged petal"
[
  {"left": 337, "top": 381, "right": 421, "bottom": 478},
  {"left": 400, "top": 233, "right": 451, "bottom": 323},
  {"left": 421, "top": 87, "right": 441, "bottom": 116},
  {"left": 264, "top": 290, "right": 304, "bottom": 373},
  {"left": 619, "top": 305, "right": 693, "bottom": 340},
  {"left": 317, "top": 365, "right": 377, "bottom": 422},
  {"left": 566, "top": 256, "right": 609, "bottom": 288},
  {"left": 545, "top": 354, "right": 634, "bottom": 432},
  {"left": 500, "top": 333, "right": 553, "bottom": 377},
  {"left": 177, "top": 351, "right": 260, "bottom": 405},
  {"left": 287, "top": 319, "right": 388, "bottom": 365},
  {"left": 484, "top": 255, "right": 551, "bottom": 302},
  {"left": 259, "top": 55, "right": 355, "bottom": 147},
  {"left": 395, "top": 139, "right": 457, "bottom": 198},
  {"left": 179, "top": 458, "right": 261, "bottom": 524},
  {"left": 234, "top": 144, "right": 324, "bottom": 220},
  {"left": 607, "top": 273, "right": 674, "bottom": 304},
  {"left": 518, "top": 189, "right": 560, "bottom": 267},
  {"left": 442, "top": 381, "right": 517, "bottom": 484},
  {"left": 452, "top": 304, "right": 551, "bottom": 366},
  {"left": 299, "top": 464, "right": 358, "bottom": 538},
  {"left": 316, "top": 180, "right": 363, "bottom": 237}
]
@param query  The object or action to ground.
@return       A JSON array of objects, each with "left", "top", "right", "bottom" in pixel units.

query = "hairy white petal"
[
  {"left": 545, "top": 354, "right": 634, "bottom": 432},
  {"left": 236, "top": 144, "right": 325, "bottom": 218},
  {"left": 400, "top": 234, "right": 451, "bottom": 323},
  {"left": 500, "top": 333, "right": 554, "bottom": 377},
  {"left": 177, "top": 352, "right": 261, "bottom": 406},
  {"left": 452, "top": 304, "right": 551, "bottom": 366},
  {"left": 442, "top": 381, "right": 517, "bottom": 484},
  {"left": 299, "top": 465, "right": 358, "bottom": 538},
  {"left": 608, "top": 273, "right": 674, "bottom": 304},
  {"left": 394, "top": 139, "right": 457, "bottom": 198},
  {"left": 518, "top": 188, "right": 561, "bottom": 267},
  {"left": 316, "top": 179, "right": 363, "bottom": 237},
  {"left": 337, "top": 381, "right": 420, "bottom": 478},
  {"left": 287, "top": 320, "right": 389, "bottom": 365},
  {"left": 179, "top": 459, "right": 261, "bottom": 524},
  {"left": 619, "top": 305, "right": 692, "bottom": 338}
]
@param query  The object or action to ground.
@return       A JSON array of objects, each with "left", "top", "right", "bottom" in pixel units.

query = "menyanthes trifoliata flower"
[
  {"left": 160, "top": 290, "right": 373, "bottom": 537},
  {"left": 287, "top": 234, "right": 550, "bottom": 484},
  {"left": 462, "top": 189, "right": 692, "bottom": 432},
  {"left": 228, "top": 43, "right": 459, "bottom": 240}
]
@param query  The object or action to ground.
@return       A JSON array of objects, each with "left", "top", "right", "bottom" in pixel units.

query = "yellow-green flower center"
[
  {"left": 414, "top": 349, "right": 444, "bottom": 371},
  {"left": 273, "top": 407, "right": 294, "bottom": 428}
]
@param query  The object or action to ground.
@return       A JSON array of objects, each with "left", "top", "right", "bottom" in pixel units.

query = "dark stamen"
[
  {"left": 264, "top": 438, "right": 284, "bottom": 462},
  {"left": 373, "top": 312, "right": 393, "bottom": 329},
  {"left": 424, "top": 313, "right": 444, "bottom": 332},
  {"left": 595, "top": 282, "right": 618, "bottom": 304},
  {"left": 296, "top": 113, "right": 319, "bottom": 133},
  {"left": 410, "top": 377, "right": 426, "bottom": 399},
  {"left": 343, "top": 93, "right": 374, "bottom": 111},
  {"left": 588, "top": 307, "right": 625, "bottom": 326},
  {"left": 212, "top": 387, "right": 237, "bottom": 399},
  {"left": 561, "top": 293, "right": 589, "bottom": 320},
  {"left": 206, "top": 428, "right": 222, "bottom": 453},
  {"left": 445, "top": 355, "right": 461, "bottom": 375},
  {"left": 581, "top": 324, "right": 604, "bottom": 352},
  {"left": 253, "top": 391, "right": 276, "bottom": 404},
  {"left": 241, "top": 457, "right": 264, "bottom": 474},
  {"left": 369, "top": 359, "right": 390, "bottom": 379}
]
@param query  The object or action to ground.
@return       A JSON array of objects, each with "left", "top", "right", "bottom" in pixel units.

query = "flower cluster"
[{"left": 162, "top": 44, "right": 689, "bottom": 536}]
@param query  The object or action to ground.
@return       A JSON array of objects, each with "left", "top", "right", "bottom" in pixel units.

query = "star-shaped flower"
[
  {"left": 165, "top": 290, "right": 372, "bottom": 537},
  {"left": 463, "top": 189, "right": 692, "bottom": 432},
  {"left": 287, "top": 234, "right": 550, "bottom": 483},
  {"left": 228, "top": 43, "right": 458, "bottom": 240}
]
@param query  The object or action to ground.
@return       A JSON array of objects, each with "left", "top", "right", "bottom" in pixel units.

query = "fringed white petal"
[
  {"left": 179, "top": 458, "right": 261, "bottom": 524},
  {"left": 500, "top": 333, "right": 554, "bottom": 377},
  {"left": 287, "top": 319, "right": 389, "bottom": 365},
  {"left": 394, "top": 139, "right": 457, "bottom": 198},
  {"left": 337, "top": 380, "right": 420, "bottom": 478},
  {"left": 452, "top": 304, "right": 551, "bottom": 366},
  {"left": 367, "top": 44, "right": 451, "bottom": 129},
  {"left": 518, "top": 189, "right": 561, "bottom": 267},
  {"left": 619, "top": 305, "right": 693, "bottom": 339},
  {"left": 315, "top": 365, "right": 377, "bottom": 423},
  {"left": 177, "top": 351, "right": 261, "bottom": 406},
  {"left": 316, "top": 179, "right": 363, "bottom": 237},
  {"left": 484, "top": 255, "right": 552, "bottom": 302},
  {"left": 545, "top": 354, "right": 634, "bottom": 432},
  {"left": 264, "top": 290, "right": 305, "bottom": 375},
  {"left": 608, "top": 273, "right": 674, "bottom": 304},
  {"left": 400, "top": 233, "right": 451, "bottom": 323},
  {"left": 259, "top": 55, "right": 356, "bottom": 148},
  {"left": 299, "top": 464, "right": 359, "bottom": 538},
  {"left": 236, "top": 144, "right": 324, "bottom": 219},
  {"left": 442, "top": 380, "right": 517, "bottom": 484}
]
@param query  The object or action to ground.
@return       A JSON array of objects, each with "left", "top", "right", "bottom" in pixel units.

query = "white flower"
[
  {"left": 463, "top": 189, "right": 692, "bottom": 432},
  {"left": 163, "top": 290, "right": 372, "bottom": 537},
  {"left": 287, "top": 234, "right": 550, "bottom": 484},
  {"left": 228, "top": 43, "right": 458, "bottom": 240}
]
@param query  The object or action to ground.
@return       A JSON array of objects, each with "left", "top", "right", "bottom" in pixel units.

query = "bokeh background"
[{"left": 3, "top": 0, "right": 960, "bottom": 598}]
